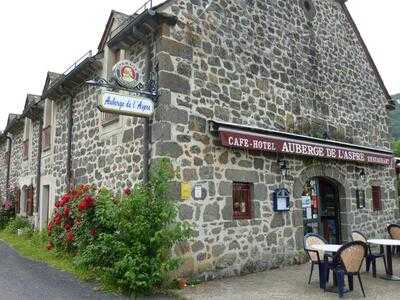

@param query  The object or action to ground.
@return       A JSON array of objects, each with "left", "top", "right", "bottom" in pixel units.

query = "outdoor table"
[
  {"left": 308, "top": 244, "right": 342, "bottom": 289},
  {"left": 368, "top": 239, "right": 400, "bottom": 281},
  {"left": 309, "top": 244, "right": 342, "bottom": 253}
]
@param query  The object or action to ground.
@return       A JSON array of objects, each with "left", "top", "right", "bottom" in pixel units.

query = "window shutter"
[
  {"left": 42, "top": 125, "right": 51, "bottom": 151},
  {"left": 22, "top": 141, "right": 29, "bottom": 160},
  {"left": 372, "top": 186, "right": 382, "bottom": 211},
  {"left": 15, "top": 188, "right": 21, "bottom": 214},
  {"left": 26, "top": 185, "right": 34, "bottom": 216}
]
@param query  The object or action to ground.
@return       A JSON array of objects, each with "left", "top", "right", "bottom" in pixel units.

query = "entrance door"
[{"left": 302, "top": 177, "right": 341, "bottom": 244}]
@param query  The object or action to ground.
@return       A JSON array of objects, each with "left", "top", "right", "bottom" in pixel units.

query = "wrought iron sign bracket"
[{"left": 86, "top": 77, "right": 159, "bottom": 101}]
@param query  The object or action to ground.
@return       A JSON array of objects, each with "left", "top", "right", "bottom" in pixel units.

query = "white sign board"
[{"left": 98, "top": 91, "right": 154, "bottom": 117}]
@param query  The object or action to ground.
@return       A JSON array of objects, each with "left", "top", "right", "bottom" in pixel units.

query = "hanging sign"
[
  {"left": 112, "top": 60, "right": 140, "bottom": 89},
  {"left": 98, "top": 91, "right": 154, "bottom": 117},
  {"left": 219, "top": 127, "right": 394, "bottom": 166}
]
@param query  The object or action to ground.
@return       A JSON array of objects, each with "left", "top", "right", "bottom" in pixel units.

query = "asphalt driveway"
[{"left": 0, "top": 240, "right": 126, "bottom": 300}]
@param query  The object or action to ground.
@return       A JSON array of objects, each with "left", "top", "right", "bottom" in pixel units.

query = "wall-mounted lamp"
[
  {"left": 359, "top": 169, "right": 366, "bottom": 181},
  {"left": 355, "top": 168, "right": 366, "bottom": 182},
  {"left": 278, "top": 158, "right": 288, "bottom": 177}
]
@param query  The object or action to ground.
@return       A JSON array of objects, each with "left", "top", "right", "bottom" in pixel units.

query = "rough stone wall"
[
  {"left": 150, "top": 0, "right": 398, "bottom": 280},
  {"left": 8, "top": 128, "right": 24, "bottom": 192},
  {"left": 69, "top": 35, "right": 157, "bottom": 194},
  {"left": 0, "top": 139, "right": 8, "bottom": 203},
  {"left": 159, "top": 0, "right": 391, "bottom": 148},
  {"left": 7, "top": 117, "right": 41, "bottom": 216},
  {"left": 41, "top": 98, "right": 70, "bottom": 205}
]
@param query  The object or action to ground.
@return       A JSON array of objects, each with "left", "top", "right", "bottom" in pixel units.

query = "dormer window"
[
  {"left": 42, "top": 99, "right": 54, "bottom": 151},
  {"left": 22, "top": 118, "right": 31, "bottom": 161}
]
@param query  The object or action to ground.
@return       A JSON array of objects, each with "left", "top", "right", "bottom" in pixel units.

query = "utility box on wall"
[{"left": 272, "top": 188, "right": 290, "bottom": 212}]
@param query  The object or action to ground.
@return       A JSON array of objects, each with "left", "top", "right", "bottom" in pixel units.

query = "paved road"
[{"left": 0, "top": 240, "right": 127, "bottom": 300}]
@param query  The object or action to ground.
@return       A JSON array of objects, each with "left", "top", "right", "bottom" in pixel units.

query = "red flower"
[
  {"left": 55, "top": 201, "right": 60, "bottom": 208},
  {"left": 47, "top": 241, "right": 53, "bottom": 250},
  {"left": 59, "top": 194, "right": 72, "bottom": 206},
  {"left": 90, "top": 228, "right": 96, "bottom": 236},
  {"left": 78, "top": 195, "right": 95, "bottom": 210},
  {"left": 123, "top": 187, "right": 132, "bottom": 196},
  {"left": 63, "top": 207, "right": 70, "bottom": 217},
  {"left": 47, "top": 222, "right": 53, "bottom": 235},
  {"left": 66, "top": 231, "right": 74, "bottom": 242},
  {"left": 84, "top": 195, "right": 95, "bottom": 207},
  {"left": 64, "top": 223, "right": 72, "bottom": 231},
  {"left": 54, "top": 213, "right": 62, "bottom": 225}
]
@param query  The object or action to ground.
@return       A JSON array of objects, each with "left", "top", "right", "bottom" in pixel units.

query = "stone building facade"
[{"left": 0, "top": 0, "right": 398, "bottom": 280}]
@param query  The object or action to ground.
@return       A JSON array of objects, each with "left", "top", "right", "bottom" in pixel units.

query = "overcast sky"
[{"left": 0, "top": 0, "right": 398, "bottom": 129}]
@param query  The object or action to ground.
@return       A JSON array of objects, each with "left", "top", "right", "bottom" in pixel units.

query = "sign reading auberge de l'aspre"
[
  {"left": 98, "top": 91, "right": 154, "bottom": 117},
  {"left": 219, "top": 128, "right": 394, "bottom": 166}
]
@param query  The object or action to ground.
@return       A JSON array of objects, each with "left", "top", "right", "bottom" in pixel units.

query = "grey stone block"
[{"left": 203, "top": 202, "right": 221, "bottom": 222}]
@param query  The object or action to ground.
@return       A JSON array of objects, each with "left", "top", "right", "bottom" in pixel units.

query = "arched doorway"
[
  {"left": 293, "top": 164, "right": 349, "bottom": 244},
  {"left": 302, "top": 177, "right": 341, "bottom": 244}
]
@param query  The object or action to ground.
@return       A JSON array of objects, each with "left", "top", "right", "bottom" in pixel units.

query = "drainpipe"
[
  {"left": 5, "top": 135, "right": 12, "bottom": 199},
  {"left": 35, "top": 113, "right": 43, "bottom": 214},
  {"left": 142, "top": 37, "right": 153, "bottom": 184},
  {"left": 66, "top": 95, "right": 74, "bottom": 190}
]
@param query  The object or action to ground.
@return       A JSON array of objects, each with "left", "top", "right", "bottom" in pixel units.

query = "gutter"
[
  {"left": 35, "top": 114, "right": 43, "bottom": 214},
  {"left": 66, "top": 94, "right": 74, "bottom": 191}
]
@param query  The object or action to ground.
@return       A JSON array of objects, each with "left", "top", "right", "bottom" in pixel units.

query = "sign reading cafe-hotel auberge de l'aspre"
[{"left": 219, "top": 128, "right": 394, "bottom": 166}]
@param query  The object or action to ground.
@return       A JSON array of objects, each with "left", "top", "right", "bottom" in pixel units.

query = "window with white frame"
[{"left": 22, "top": 118, "right": 31, "bottom": 161}]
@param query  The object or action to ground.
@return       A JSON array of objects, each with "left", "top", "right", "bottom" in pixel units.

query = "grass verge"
[
  {"left": 0, "top": 230, "right": 182, "bottom": 298},
  {"left": 0, "top": 230, "right": 102, "bottom": 288}
]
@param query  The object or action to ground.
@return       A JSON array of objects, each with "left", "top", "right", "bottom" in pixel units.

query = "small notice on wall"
[
  {"left": 302, "top": 196, "right": 311, "bottom": 208},
  {"left": 180, "top": 182, "right": 191, "bottom": 201},
  {"left": 306, "top": 207, "right": 312, "bottom": 219},
  {"left": 194, "top": 185, "right": 202, "bottom": 200}
]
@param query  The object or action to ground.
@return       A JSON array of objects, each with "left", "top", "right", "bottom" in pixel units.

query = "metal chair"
[
  {"left": 326, "top": 241, "right": 367, "bottom": 298},
  {"left": 304, "top": 233, "right": 332, "bottom": 285},
  {"left": 351, "top": 231, "right": 387, "bottom": 277},
  {"left": 387, "top": 224, "right": 400, "bottom": 255}
]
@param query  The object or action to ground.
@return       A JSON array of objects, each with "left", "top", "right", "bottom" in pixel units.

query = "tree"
[{"left": 394, "top": 140, "right": 400, "bottom": 157}]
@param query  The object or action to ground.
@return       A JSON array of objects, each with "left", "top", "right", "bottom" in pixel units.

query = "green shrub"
[
  {"left": 48, "top": 159, "right": 192, "bottom": 295},
  {"left": 5, "top": 216, "right": 32, "bottom": 234},
  {"left": 0, "top": 199, "right": 15, "bottom": 229}
]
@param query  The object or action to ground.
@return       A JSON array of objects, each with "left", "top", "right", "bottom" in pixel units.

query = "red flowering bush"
[
  {"left": 48, "top": 184, "right": 97, "bottom": 252},
  {"left": 47, "top": 160, "right": 192, "bottom": 295}
]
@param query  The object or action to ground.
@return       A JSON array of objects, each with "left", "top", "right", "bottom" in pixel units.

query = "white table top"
[
  {"left": 368, "top": 239, "right": 400, "bottom": 246},
  {"left": 308, "top": 244, "right": 342, "bottom": 252}
]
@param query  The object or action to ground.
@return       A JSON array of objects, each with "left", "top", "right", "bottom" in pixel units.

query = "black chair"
[
  {"left": 387, "top": 224, "right": 400, "bottom": 256},
  {"left": 304, "top": 233, "right": 333, "bottom": 286},
  {"left": 351, "top": 231, "right": 387, "bottom": 277},
  {"left": 325, "top": 241, "right": 367, "bottom": 298}
]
